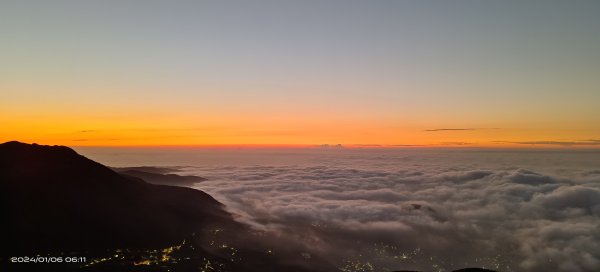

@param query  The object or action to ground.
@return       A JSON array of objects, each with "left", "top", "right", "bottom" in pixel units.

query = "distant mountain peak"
[
  {"left": 1, "top": 140, "right": 26, "bottom": 145},
  {"left": 0, "top": 140, "right": 78, "bottom": 155},
  {"left": 2, "top": 140, "right": 49, "bottom": 147}
]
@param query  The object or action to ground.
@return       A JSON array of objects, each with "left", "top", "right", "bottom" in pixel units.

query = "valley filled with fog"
[{"left": 78, "top": 147, "right": 600, "bottom": 272}]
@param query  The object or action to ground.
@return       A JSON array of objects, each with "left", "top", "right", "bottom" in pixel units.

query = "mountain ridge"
[{"left": 0, "top": 141, "right": 233, "bottom": 254}]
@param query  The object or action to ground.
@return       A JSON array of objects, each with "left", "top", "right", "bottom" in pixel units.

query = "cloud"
[
  {"left": 424, "top": 128, "right": 499, "bottom": 132},
  {"left": 390, "top": 144, "right": 425, "bottom": 147},
  {"left": 315, "top": 144, "right": 344, "bottom": 148},
  {"left": 424, "top": 128, "right": 478, "bottom": 132},
  {"left": 533, "top": 186, "right": 600, "bottom": 215},
  {"left": 440, "top": 141, "right": 472, "bottom": 145},
  {"left": 182, "top": 152, "right": 600, "bottom": 272},
  {"left": 496, "top": 140, "right": 600, "bottom": 146}
]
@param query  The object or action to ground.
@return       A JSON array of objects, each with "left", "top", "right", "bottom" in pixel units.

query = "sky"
[{"left": 1, "top": 0, "right": 600, "bottom": 147}]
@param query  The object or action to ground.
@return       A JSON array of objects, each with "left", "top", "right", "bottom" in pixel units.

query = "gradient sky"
[{"left": 1, "top": 0, "right": 599, "bottom": 147}]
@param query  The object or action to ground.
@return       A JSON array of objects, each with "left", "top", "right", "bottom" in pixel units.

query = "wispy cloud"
[
  {"left": 440, "top": 142, "right": 472, "bottom": 145},
  {"left": 424, "top": 128, "right": 499, "bottom": 132},
  {"left": 496, "top": 140, "right": 600, "bottom": 146},
  {"left": 390, "top": 144, "right": 426, "bottom": 147}
]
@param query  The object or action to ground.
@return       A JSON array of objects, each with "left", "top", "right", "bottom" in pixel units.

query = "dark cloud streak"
[
  {"left": 424, "top": 128, "right": 500, "bottom": 132},
  {"left": 497, "top": 140, "right": 600, "bottom": 146}
]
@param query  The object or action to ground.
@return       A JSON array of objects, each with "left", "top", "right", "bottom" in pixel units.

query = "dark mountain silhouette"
[
  {"left": 0, "top": 141, "right": 232, "bottom": 254},
  {"left": 114, "top": 168, "right": 206, "bottom": 186},
  {"left": 0, "top": 141, "right": 334, "bottom": 272}
]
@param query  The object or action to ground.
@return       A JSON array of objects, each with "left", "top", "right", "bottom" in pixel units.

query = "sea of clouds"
[
  {"left": 184, "top": 149, "right": 600, "bottom": 272},
  {"left": 79, "top": 147, "right": 600, "bottom": 272}
]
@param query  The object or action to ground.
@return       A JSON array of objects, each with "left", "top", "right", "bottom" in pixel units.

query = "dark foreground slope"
[
  {"left": 0, "top": 142, "right": 333, "bottom": 272},
  {"left": 0, "top": 141, "right": 231, "bottom": 253}
]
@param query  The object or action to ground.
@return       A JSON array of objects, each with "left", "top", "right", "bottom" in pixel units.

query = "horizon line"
[
  {"left": 5, "top": 140, "right": 600, "bottom": 150},
  {"left": 68, "top": 143, "right": 600, "bottom": 150}
]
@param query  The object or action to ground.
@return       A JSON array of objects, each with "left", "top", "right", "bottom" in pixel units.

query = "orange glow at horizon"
[{"left": 2, "top": 108, "right": 599, "bottom": 148}]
